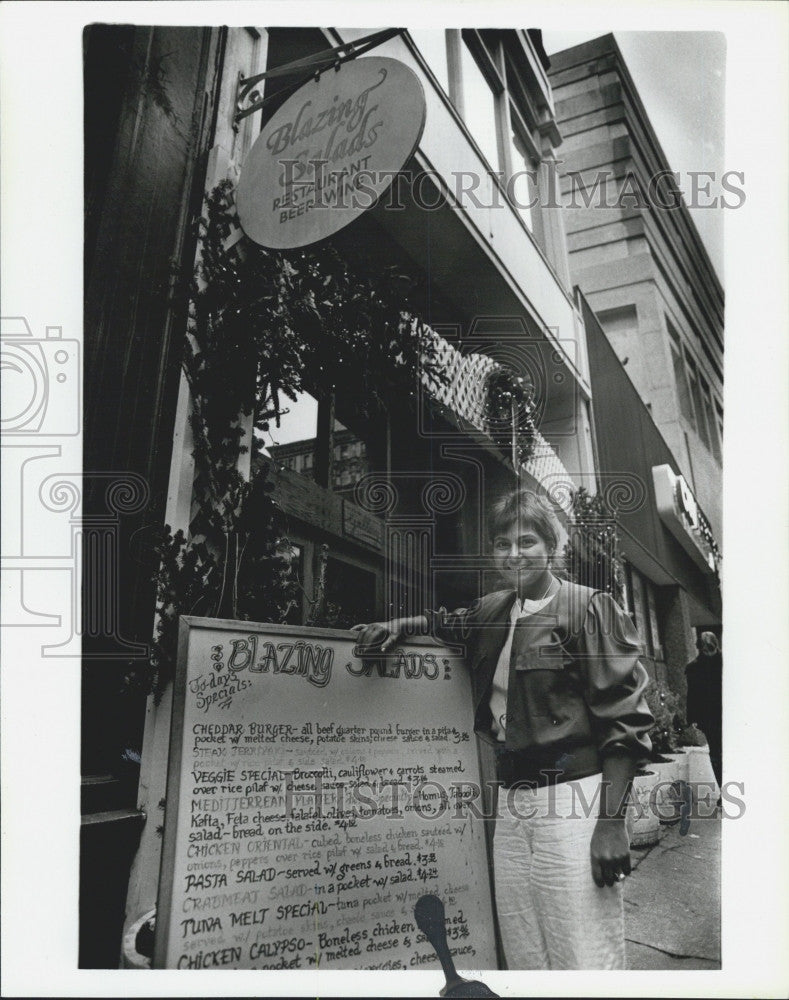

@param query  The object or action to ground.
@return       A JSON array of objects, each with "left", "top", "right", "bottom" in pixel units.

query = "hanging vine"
[
  {"left": 562, "top": 486, "right": 625, "bottom": 604},
  {"left": 483, "top": 368, "right": 537, "bottom": 469}
]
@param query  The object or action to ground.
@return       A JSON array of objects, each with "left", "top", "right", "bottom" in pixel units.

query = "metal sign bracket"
[{"left": 234, "top": 27, "right": 405, "bottom": 124}]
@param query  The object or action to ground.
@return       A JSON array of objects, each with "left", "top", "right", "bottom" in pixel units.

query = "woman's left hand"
[{"left": 590, "top": 818, "right": 631, "bottom": 887}]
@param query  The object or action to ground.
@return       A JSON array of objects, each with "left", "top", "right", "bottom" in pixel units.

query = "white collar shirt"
[{"left": 489, "top": 592, "right": 558, "bottom": 742}]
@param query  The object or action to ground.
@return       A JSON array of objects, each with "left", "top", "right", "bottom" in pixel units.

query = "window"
[
  {"left": 458, "top": 36, "right": 502, "bottom": 171},
  {"left": 598, "top": 304, "right": 638, "bottom": 337},
  {"left": 505, "top": 116, "right": 536, "bottom": 230},
  {"left": 409, "top": 29, "right": 449, "bottom": 94},
  {"left": 667, "top": 320, "right": 696, "bottom": 428},
  {"left": 500, "top": 48, "right": 544, "bottom": 234},
  {"left": 331, "top": 425, "right": 370, "bottom": 493},
  {"left": 597, "top": 304, "right": 639, "bottom": 363},
  {"left": 667, "top": 319, "right": 722, "bottom": 460},
  {"left": 623, "top": 562, "right": 637, "bottom": 624},
  {"left": 633, "top": 572, "right": 651, "bottom": 655},
  {"left": 699, "top": 375, "right": 722, "bottom": 462},
  {"left": 323, "top": 558, "right": 378, "bottom": 629},
  {"left": 634, "top": 573, "right": 645, "bottom": 650},
  {"left": 259, "top": 390, "right": 319, "bottom": 482},
  {"left": 645, "top": 582, "right": 662, "bottom": 659},
  {"left": 630, "top": 574, "right": 646, "bottom": 652},
  {"left": 684, "top": 350, "right": 710, "bottom": 449},
  {"left": 625, "top": 564, "right": 661, "bottom": 658},
  {"left": 443, "top": 31, "right": 557, "bottom": 255},
  {"left": 621, "top": 562, "right": 633, "bottom": 618},
  {"left": 714, "top": 400, "right": 724, "bottom": 453},
  {"left": 259, "top": 392, "right": 374, "bottom": 495}
]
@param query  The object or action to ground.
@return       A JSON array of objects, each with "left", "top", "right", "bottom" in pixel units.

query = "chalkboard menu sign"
[{"left": 153, "top": 616, "right": 497, "bottom": 971}]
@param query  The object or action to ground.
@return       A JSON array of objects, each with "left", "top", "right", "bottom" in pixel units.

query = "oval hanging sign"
[{"left": 236, "top": 56, "right": 426, "bottom": 250}]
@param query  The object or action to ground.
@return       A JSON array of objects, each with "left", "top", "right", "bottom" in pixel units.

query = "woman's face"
[{"left": 492, "top": 521, "right": 553, "bottom": 592}]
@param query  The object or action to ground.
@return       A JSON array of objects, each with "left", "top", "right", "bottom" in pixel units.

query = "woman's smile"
[{"left": 492, "top": 523, "right": 554, "bottom": 597}]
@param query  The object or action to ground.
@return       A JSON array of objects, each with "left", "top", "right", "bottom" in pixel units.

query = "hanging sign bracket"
[{"left": 235, "top": 27, "right": 405, "bottom": 124}]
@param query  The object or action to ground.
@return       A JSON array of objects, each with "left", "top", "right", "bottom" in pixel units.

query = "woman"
[
  {"left": 353, "top": 489, "right": 653, "bottom": 970},
  {"left": 686, "top": 631, "right": 722, "bottom": 790}
]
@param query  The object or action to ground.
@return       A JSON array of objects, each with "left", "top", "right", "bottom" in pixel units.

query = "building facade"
[
  {"left": 549, "top": 34, "right": 724, "bottom": 544},
  {"left": 548, "top": 33, "right": 723, "bottom": 686},
  {"left": 81, "top": 25, "right": 721, "bottom": 967}
]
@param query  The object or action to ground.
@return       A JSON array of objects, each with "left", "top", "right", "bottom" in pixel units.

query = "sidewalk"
[{"left": 624, "top": 813, "right": 721, "bottom": 969}]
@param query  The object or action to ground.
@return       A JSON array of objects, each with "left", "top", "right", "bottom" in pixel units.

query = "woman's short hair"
[{"left": 487, "top": 489, "right": 560, "bottom": 553}]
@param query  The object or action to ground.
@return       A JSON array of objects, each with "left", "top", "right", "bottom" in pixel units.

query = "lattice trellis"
[
  {"left": 420, "top": 328, "right": 570, "bottom": 487},
  {"left": 523, "top": 428, "right": 570, "bottom": 485},
  {"left": 421, "top": 328, "right": 498, "bottom": 431}
]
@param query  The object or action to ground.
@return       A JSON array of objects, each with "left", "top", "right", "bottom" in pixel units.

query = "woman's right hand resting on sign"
[{"left": 351, "top": 615, "right": 427, "bottom": 653}]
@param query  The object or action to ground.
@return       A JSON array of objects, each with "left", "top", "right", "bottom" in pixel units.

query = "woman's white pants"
[{"left": 493, "top": 773, "right": 626, "bottom": 970}]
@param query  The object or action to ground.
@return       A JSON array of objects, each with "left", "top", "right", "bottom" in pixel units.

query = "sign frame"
[
  {"left": 153, "top": 614, "right": 498, "bottom": 972},
  {"left": 236, "top": 55, "right": 427, "bottom": 250},
  {"left": 652, "top": 463, "right": 719, "bottom": 573}
]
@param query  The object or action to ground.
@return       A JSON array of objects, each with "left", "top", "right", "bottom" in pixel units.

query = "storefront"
[{"left": 82, "top": 25, "right": 596, "bottom": 966}]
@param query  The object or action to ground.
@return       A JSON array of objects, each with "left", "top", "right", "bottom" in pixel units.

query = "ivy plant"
[
  {"left": 128, "top": 182, "right": 454, "bottom": 698},
  {"left": 483, "top": 368, "right": 537, "bottom": 468},
  {"left": 562, "top": 486, "right": 624, "bottom": 605},
  {"left": 125, "top": 181, "right": 542, "bottom": 698}
]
